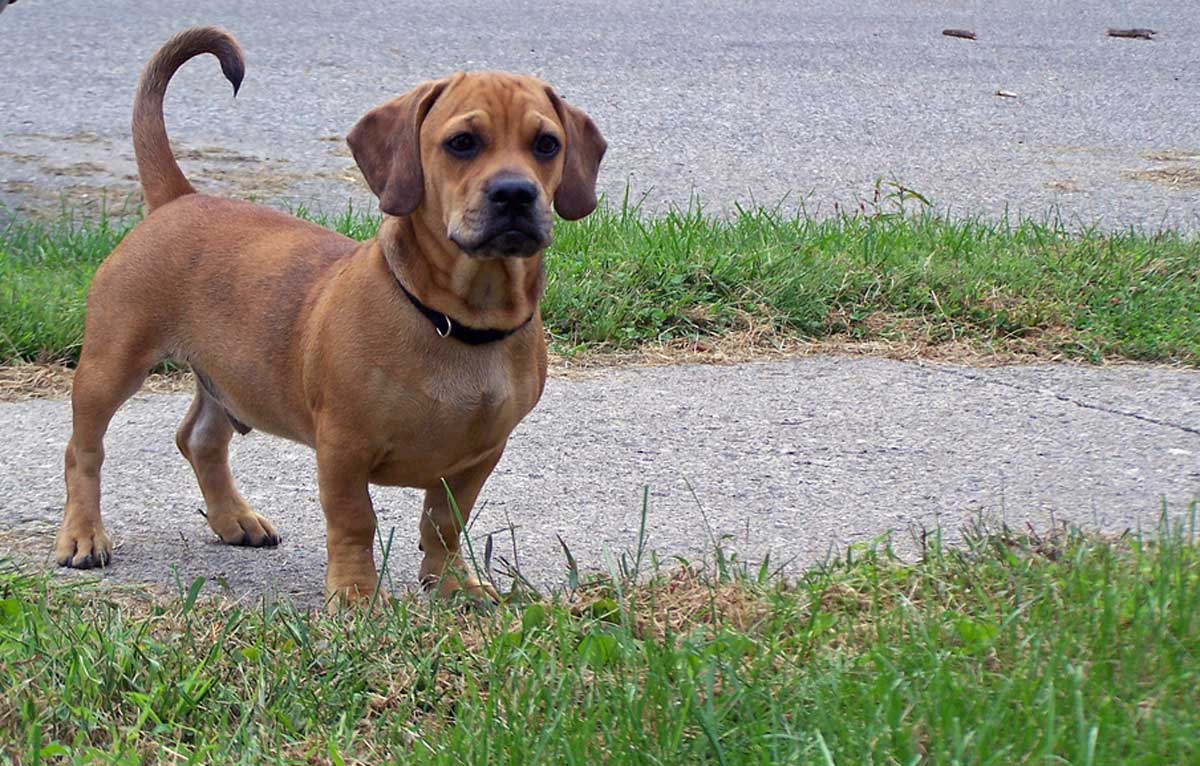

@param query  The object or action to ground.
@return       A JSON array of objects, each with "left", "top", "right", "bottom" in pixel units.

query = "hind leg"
[
  {"left": 176, "top": 382, "right": 278, "bottom": 547},
  {"left": 56, "top": 351, "right": 154, "bottom": 568}
]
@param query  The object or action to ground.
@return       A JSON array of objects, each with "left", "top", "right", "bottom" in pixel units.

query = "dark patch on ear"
[
  {"left": 347, "top": 79, "right": 449, "bottom": 217},
  {"left": 545, "top": 87, "right": 607, "bottom": 220}
]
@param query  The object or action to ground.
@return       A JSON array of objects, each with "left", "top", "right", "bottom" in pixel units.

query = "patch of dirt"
[
  {"left": 11, "top": 130, "right": 108, "bottom": 145},
  {"left": 1044, "top": 179, "right": 1083, "bottom": 193},
  {"left": 1123, "top": 149, "right": 1200, "bottom": 191},
  {"left": 1, "top": 132, "right": 369, "bottom": 218},
  {"left": 1142, "top": 149, "right": 1200, "bottom": 163},
  {"left": 197, "top": 165, "right": 297, "bottom": 199},
  {"left": 3, "top": 325, "right": 1165, "bottom": 403},
  {"left": 549, "top": 327, "right": 1090, "bottom": 380},
  {"left": 172, "top": 145, "right": 260, "bottom": 163},
  {"left": 2, "top": 179, "right": 144, "bottom": 219},
  {"left": 0, "top": 150, "right": 41, "bottom": 164},
  {"left": 317, "top": 164, "right": 371, "bottom": 193},
  {"left": 170, "top": 144, "right": 323, "bottom": 199},
  {"left": 0, "top": 516, "right": 61, "bottom": 555},
  {"left": 1124, "top": 165, "right": 1200, "bottom": 190},
  {"left": 0, "top": 363, "right": 191, "bottom": 402},
  {"left": 41, "top": 161, "right": 108, "bottom": 177},
  {"left": 321, "top": 136, "right": 354, "bottom": 159},
  {"left": 3, "top": 163, "right": 367, "bottom": 220},
  {"left": 570, "top": 566, "right": 774, "bottom": 642}
]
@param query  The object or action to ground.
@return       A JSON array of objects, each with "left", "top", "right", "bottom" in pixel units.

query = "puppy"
[{"left": 53, "top": 26, "right": 605, "bottom": 603}]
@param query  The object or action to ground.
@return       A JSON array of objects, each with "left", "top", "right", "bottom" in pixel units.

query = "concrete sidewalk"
[{"left": 1, "top": 356, "right": 1196, "bottom": 605}]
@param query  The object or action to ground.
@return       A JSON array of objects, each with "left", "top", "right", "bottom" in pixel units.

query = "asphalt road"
[
  {"left": 2, "top": 358, "right": 1197, "bottom": 604},
  {"left": 1, "top": 1, "right": 1199, "bottom": 228}
]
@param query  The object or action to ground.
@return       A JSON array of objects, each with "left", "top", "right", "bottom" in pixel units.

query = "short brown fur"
[{"left": 54, "top": 27, "right": 606, "bottom": 604}]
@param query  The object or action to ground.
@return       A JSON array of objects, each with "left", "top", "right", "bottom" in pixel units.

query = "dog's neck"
[{"left": 377, "top": 216, "right": 544, "bottom": 331}]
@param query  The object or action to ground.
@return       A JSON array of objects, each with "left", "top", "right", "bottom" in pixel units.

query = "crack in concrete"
[{"left": 922, "top": 364, "right": 1200, "bottom": 438}]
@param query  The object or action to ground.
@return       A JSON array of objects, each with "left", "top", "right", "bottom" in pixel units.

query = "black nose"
[{"left": 487, "top": 176, "right": 538, "bottom": 213}]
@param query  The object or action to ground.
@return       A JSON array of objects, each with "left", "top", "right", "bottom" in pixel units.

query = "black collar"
[{"left": 392, "top": 271, "right": 533, "bottom": 345}]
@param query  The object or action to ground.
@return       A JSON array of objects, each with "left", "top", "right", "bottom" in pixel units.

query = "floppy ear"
[
  {"left": 347, "top": 79, "right": 448, "bottom": 217},
  {"left": 545, "top": 87, "right": 607, "bottom": 221}
]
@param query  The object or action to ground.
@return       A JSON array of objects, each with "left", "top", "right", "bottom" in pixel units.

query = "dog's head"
[{"left": 348, "top": 72, "right": 606, "bottom": 259}]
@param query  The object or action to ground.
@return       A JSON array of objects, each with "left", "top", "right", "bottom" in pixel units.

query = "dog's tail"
[{"left": 132, "top": 26, "right": 244, "bottom": 212}]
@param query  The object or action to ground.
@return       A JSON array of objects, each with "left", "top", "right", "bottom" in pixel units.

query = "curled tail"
[{"left": 132, "top": 26, "right": 244, "bottom": 212}]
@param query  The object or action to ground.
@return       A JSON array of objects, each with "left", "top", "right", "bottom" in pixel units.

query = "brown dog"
[{"left": 52, "top": 27, "right": 605, "bottom": 603}]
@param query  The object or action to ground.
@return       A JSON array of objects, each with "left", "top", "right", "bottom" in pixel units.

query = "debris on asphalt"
[
  {"left": 943, "top": 29, "right": 977, "bottom": 40},
  {"left": 1106, "top": 28, "right": 1156, "bottom": 40},
  {"left": 995, "top": 90, "right": 1018, "bottom": 99}
]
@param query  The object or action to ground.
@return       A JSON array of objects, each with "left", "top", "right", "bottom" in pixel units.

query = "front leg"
[
  {"left": 419, "top": 447, "right": 505, "bottom": 601},
  {"left": 316, "top": 442, "right": 380, "bottom": 606}
]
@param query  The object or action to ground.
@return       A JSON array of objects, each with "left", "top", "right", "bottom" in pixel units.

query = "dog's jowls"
[{"left": 53, "top": 26, "right": 605, "bottom": 605}]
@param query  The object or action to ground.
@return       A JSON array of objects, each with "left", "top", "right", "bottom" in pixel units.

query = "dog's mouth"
[{"left": 450, "top": 218, "right": 549, "bottom": 259}]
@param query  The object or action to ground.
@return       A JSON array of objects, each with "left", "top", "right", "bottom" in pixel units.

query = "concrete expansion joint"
[{"left": 919, "top": 363, "right": 1200, "bottom": 439}]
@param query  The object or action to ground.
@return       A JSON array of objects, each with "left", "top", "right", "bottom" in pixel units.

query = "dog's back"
[{"left": 87, "top": 193, "right": 356, "bottom": 433}]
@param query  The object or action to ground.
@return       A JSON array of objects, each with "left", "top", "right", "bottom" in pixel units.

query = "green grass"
[
  {"left": 1, "top": 201, "right": 1198, "bottom": 365},
  {"left": 2, "top": 511, "right": 1198, "bottom": 765}
]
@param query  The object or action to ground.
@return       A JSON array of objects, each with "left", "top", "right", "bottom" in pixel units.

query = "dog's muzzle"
[{"left": 451, "top": 175, "right": 551, "bottom": 258}]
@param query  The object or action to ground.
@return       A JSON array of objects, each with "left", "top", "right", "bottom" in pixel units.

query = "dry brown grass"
[
  {"left": 588, "top": 566, "right": 775, "bottom": 642},
  {"left": 1142, "top": 149, "right": 1200, "bottom": 163},
  {"left": 1124, "top": 165, "right": 1200, "bottom": 190},
  {"left": 1125, "top": 150, "right": 1200, "bottom": 190},
  {"left": 548, "top": 319, "right": 1082, "bottom": 380},
  {"left": 0, "top": 362, "right": 191, "bottom": 402},
  {"left": 0, "top": 321, "right": 1146, "bottom": 403}
]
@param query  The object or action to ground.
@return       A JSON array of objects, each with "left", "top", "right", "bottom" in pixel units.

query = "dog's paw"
[
  {"left": 54, "top": 524, "right": 113, "bottom": 569},
  {"left": 423, "top": 568, "right": 500, "bottom": 604},
  {"left": 325, "top": 581, "right": 391, "bottom": 613},
  {"left": 209, "top": 510, "right": 280, "bottom": 547},
  {"left": 459, "top": 575, "right": 501, "bottom": 604}
]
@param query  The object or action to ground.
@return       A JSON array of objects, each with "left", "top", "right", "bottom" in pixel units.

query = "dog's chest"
[
  {"left": 371, "top": 360, "right": 538, "bottom": 484},
  {"left": 423, "top": 365, "right": 517, "bottom": 425}
]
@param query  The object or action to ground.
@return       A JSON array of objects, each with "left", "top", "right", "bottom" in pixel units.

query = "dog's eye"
[
  {"left": 533, "top": 134, "right": 560, "bottom": 159},
  {"left": 444, "top": 133, "right": 479, "bottom": 158}
]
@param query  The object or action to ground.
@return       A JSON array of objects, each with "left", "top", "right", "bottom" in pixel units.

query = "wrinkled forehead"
[{"left": 424, "top": 73, "right": 560, "bottom": 136}]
